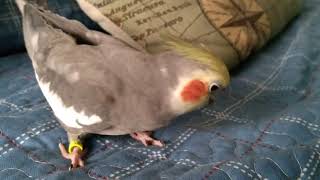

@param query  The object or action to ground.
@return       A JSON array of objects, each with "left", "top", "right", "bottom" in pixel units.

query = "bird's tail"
[{"left": 15, "top": 0, "right": 48, "bottom": 15}]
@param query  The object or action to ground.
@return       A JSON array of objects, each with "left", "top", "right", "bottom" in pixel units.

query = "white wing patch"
[{"left": 35, "top": 73, "right": 102, "bottom": 128}]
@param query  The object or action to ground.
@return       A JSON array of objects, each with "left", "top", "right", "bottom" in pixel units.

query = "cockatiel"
[{"left": 16, "top": 0, "right": 230, "bottom": 168}]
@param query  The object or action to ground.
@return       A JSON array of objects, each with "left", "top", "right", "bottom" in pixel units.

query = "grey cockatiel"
[{"left": 16, "top": 0, "right": 230, "bottom": 168}]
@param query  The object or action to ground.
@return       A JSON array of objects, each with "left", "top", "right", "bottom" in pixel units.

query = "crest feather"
[{"left": 161, "top": 33, "right": 230, "bottom": 86}]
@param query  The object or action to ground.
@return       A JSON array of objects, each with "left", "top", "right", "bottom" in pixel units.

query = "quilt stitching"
[
  {"left": 214, "top": 132, "right": 280, "bottom": 151},
  {"left": 202, "top": 9, "right": 317, "bottom": 178},
  {"left": 1, "top": 0, "right": 320, "bottom": 179},
  {"left": 0, "top": 120, "right": 59, "bottom": 157},
  {"left": 297, "top": 151, "right": 319, "bottom": 180},
  {"left": 0, "top": 130, "right": 67, "bottom": 178},
  {"left": 80, "top": 128, "right": 197, "bottom": 179}
]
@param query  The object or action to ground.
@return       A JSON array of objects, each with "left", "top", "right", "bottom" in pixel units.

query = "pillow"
[
  {"left": 0, "top": 0, "right": 102, "bottom": 56},
  {"left": 76, "top": 0, "right": 303, "bottom": 70}
]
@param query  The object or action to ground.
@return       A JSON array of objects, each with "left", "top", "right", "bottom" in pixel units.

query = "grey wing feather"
[
  {"left": 40, "top": 45, "right": 120, "bottom": 133},
  {"left": 18, "top": 1, "right": 120, "bottom": 133},
  {"left": 76, "top": 0, "right": 147, "bottom": 53},
  {"left": 36, "top": 9, "right": 108, "bottom": 45},
  {"left": 19, "top": 0, "right": 169, "bottom": 135},
  {"left": 24, "top": 2, "right": 106, "bottom": 45}
]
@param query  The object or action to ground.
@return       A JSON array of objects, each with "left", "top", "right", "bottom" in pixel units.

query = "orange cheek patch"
[{"left": 181, "top": 80, "right": 208, "bottom": 103}]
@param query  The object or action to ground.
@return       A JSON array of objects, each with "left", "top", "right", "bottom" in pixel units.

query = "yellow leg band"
[{"left": 68, "top": 140, "right": 83, "bottom": 153}]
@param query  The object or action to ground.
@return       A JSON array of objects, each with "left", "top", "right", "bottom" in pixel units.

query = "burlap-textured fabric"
[{"left": 77, "top": 0, "right": 302, "bottom": 69}]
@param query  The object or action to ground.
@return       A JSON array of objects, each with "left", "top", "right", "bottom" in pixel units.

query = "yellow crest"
[{"left": 161, "top": 33, "right": 230, "bottom": 86}]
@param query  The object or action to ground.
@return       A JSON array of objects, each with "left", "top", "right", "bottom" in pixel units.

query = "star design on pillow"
[
  {"left": 199, "top": 0, "right": 271, "bottom": 59},
  {"left": 220, "top": 11, "right": 264, "bottom": 28}
]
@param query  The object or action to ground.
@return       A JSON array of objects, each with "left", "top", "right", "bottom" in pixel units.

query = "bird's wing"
[
  {"left": 37, "top": 44, "right": 122, "bottom": 133},
  {"left": 20, "top": 4, "right": 121, "bottom": 132},
  {"left": 41, "top": 45, "right": 163, "bottom": 134},
  {"left": 21, "top": 2, "right": 168, "bottom": 134}
]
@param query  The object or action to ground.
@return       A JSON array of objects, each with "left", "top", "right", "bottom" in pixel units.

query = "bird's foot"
[
  {"left": 130, "top": 131, "right": 164, "bottom": 147},
  {"left": 59, "top": 143, "right": 84, "bottom": 169}
]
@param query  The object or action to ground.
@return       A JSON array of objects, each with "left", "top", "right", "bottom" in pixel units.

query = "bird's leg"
[
  {"left": 59, "top": 133, "right": 85, "bottom": 169},
  {"left": 130, "top": 131, "right": 164, "bottom": 147}
]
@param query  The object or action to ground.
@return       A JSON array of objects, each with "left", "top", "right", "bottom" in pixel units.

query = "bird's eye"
[{"left": 209, "top": 84, "right": 219, "bottom": 92}]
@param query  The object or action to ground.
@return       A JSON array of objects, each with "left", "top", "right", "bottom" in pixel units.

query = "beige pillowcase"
[{"left": 76, "top": 0, "right": 302, "bottom": 69}]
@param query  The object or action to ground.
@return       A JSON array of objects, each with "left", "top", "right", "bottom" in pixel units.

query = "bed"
[{"left": 0, "top": 0, "right": 319, "bottom": 179}]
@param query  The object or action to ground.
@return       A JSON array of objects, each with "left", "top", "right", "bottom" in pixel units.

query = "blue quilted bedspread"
[{"left": 1, "top": 0, "right": 320, "bottom": 179}]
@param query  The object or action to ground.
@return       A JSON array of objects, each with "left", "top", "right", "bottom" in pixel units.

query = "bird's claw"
[
  {"left": 130, "top": 131, "right": 164, "bottom": 147},
  {"left": 59, "top": 143, "right": 84, "bottom": 170}
]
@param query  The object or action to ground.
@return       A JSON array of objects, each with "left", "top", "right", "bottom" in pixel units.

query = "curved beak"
[{"left": 208, "top": 94, "right": 215, "bottom": 104}]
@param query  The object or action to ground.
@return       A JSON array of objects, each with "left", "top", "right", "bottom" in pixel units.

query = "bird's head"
[
  {"left": 170, "top": 68, "right": 229, "bottom": 115},
  {"left": 162, "top": 34, "right": 230, "bottom": 114}
]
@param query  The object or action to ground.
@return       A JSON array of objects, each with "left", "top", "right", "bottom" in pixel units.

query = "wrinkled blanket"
[{"left": 1, "top": 0, "right": 320, "bottom": 179}]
